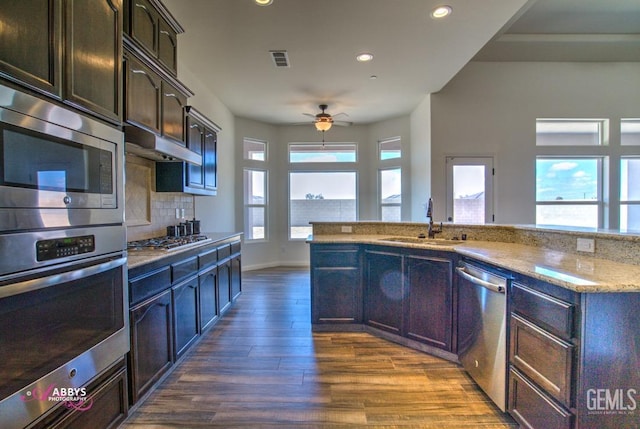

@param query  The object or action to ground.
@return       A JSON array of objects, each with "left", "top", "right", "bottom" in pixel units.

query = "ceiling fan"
[{"left": 301, "top": 104, "right": 352, "bottom": 132}]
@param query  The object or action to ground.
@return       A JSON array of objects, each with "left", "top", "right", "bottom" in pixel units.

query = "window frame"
[
  {"left": 379, "top": 167, "right": 402, "bottom": 221},
  {"left": 243, "top": 168, "right": 268, "bottom": 242}
]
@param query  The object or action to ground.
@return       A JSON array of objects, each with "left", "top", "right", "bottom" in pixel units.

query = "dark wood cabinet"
[
  {"left": 0, "top": 0, "right": 60, "bottom": 96},
  {"left": 124, "top": 51, "right": 161, "bottom": 133},
  {"left": 125, "top": 0, "right": 179, "bottom": 75},
  {"left": 128, "top": 289, "right": 173, "bottom": 404},
  {"left": 172, "top": 275, "right": 199, "bottom": 360},
  {"left": 0, "top": 0, "right": 122, "bottom": 123},
  {"left": 218, "top": 258, "right": 232, "bottom": 315},
  {"left": 64, "top": 0, "right": 122, "bottom": 123},
  {"left": 364, "top": 249, "right": 404, "bottom": 335},
  {"left": 311, "top": 244, "right": 362, "bottom": 325},
  {"left": 155, "top": 106, "right": 219, "bottom": 195},
  {"left": 405, "top": 255, "right": 453, "bottom": 351},
  {"left": 231, "top": 251, "right": 242, "bottom": 301},
  {"left": 161, "top": 80, "right": 186, "bottom": 144},
  {"left": 199, "top": 265, "right": 219, "bottom": 331}
]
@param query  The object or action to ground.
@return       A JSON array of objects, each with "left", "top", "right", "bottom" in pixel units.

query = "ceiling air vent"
[{"left": 269, "top": 50, "right": 290, "bottom": 68}]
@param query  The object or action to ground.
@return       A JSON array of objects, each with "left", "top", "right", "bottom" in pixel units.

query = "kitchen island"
[{"left": 308, "top": 222, "right": 640, "bottom": 429}]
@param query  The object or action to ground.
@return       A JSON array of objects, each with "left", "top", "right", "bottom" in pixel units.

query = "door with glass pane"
[{"left": 445, "top": 157, "right": 493, "bottom": 224}]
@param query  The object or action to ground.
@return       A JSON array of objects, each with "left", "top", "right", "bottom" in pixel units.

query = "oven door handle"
[{"left": 0, "top": 256, "right": 127, "bottom": 299}]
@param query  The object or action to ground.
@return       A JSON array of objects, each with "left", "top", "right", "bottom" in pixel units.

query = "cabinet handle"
[
  {"left": 160, "top": 30, "right": 170, "bottom": 35},
  {"left": 131, "top": 69, "right": 147, "bottom": 75},
  {"left": 205, "top": 133, "right": 214, "bottom": 138},
  {"left": 135, "top": 3, "right": 147, "bottom": 10}
]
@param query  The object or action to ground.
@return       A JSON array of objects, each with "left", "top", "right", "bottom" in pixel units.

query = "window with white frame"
[
  {"left": 536, "top": 119, "right": 607, "bottom": 146},
  {"left": 379, "top": 168, "right": 401, "bottom": 221},
  {"left": 379, "top": 137, "right": 401, "bottom": 160},
  {"left": 621, "top": 157, "right": 640, "bottom": 231},
  {"left": 288, "top": 142, "right": 357, "bottom": 239},
  {"left": 243, "top": 138, "right": 268, "bottom": 241}
]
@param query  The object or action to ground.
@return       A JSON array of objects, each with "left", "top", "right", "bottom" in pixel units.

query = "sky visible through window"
[{"left": 536, "top": 159, "right": 598, "bottom": 201}]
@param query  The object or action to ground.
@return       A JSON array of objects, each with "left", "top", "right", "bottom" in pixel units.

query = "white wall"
[
  {"left": 431, "top": 62, "right": 640, "bottom": 224},
  {"left": 410, "top": 94, "right": 432, "bottom": 222}
]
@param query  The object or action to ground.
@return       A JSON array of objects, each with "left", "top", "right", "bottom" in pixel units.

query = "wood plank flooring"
[{"left": 121, "top": 267, "right": 518, "bottom": 428}]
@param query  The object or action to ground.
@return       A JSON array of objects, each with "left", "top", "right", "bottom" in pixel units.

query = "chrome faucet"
[{"left": 426, "top": 197, "right": 442, "bottom": 239}]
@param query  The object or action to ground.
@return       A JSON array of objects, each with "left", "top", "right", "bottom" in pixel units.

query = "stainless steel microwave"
[{"left": 0, "top": 83, "right": 124, "bottom": 232}]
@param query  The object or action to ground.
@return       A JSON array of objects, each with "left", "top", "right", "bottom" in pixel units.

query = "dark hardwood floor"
[{"left": 122, "top": 266, "right": 517, "bottom": 428}]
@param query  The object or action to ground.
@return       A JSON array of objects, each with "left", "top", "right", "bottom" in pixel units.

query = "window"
[
  {"left": 244, "top": 169, "right": 267, "bottom": 240},
  {"left": 243, "top": 139, "right": 266, "bottom": 161},
  {"left": 536, "top": 119, "right": 607, "bottom": 146},
  {"left": 289, "top": 143, "right": 356, "bottom": 163},
  {"left": 621, "top": 157, "right": 640, "bottom": 231},
  {"left": 535, "top": 157, "right": 601, "bottom": 228},
  {"left": 243, "top": 138, "right": 268, "bottom": 241},
  {"left": 379, "top": 137, "right": 401, "bottom": 160},
  {"left": 289, "top": 172, "right": 357, "bottom": 239},
  {"left": 621, "top": 119, "right": 640, "bottom": 146},
  {"left": 379, "top": 168, "right": 401, "bottom": 221},
  {"left": 446, "top": 157, "right": 493, "bottom": 224}
]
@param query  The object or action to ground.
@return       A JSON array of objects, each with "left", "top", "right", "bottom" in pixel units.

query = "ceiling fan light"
[
  {"left": 431, "top": 5, "right": 452, "bottom": 19},
  {"left": 315, "top": 120, "right": 332, "bottom": 132}
]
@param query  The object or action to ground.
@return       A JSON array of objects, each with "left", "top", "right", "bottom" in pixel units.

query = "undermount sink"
[{"left": 378, "top": 237, "right": 462, "bottom": 246}]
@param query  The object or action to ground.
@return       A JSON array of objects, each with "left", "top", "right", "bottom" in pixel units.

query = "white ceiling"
[{"left": 163, "top": 0, "right": 640, "bottom": 126}]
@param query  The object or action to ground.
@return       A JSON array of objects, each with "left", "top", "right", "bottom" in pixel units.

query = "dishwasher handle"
[{"left": 456, "top": 266, "right": 506, "bottom": 294}]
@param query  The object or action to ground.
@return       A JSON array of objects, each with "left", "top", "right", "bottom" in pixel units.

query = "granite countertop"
[
  {"left": 127, "top": 232, "right": 242, "bottom": 270},
  {"left": 308, "top": 234, "right": 640, "bottom": 293}
]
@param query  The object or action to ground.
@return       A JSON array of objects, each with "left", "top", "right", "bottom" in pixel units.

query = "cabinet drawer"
[
  {"left": 198, "top": 248, "right": 218, "bottom": 270},
  {"left": 217, "top": 244, "right": 231, "bottom": 260},
  {"left": 171, "top": 256, "right": 198, "bottom": 284},
  {"left": 509, "top": 367, "right": 573, "bottom": 429},
  {"left": 510, "top": 314, "right": 574, "bottom": 407},
  {"left": 231, "top": 240, "right": 241, "bottom": 255},
  {"left": 512, "top": 282, "right": 575, "bottom": 339},
  {"left": 313, "top": 249, "right": 359, "bottom": 267},
  {"left": 129, "top": 266, "right": 171, "bottom": 305}
]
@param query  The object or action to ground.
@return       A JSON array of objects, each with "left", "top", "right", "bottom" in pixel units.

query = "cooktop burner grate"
[{"left": 127, "top": 235, "right": 210, "bottom": 251}]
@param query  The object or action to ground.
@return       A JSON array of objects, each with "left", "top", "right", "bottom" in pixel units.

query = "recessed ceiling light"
[
  {"left": 370, "top": 75, "right": 378, "bottom": 80},
  {"left": 255, "top": 0, "right": 273, "bottom": 6},
  {"left": 356, "top": 53, "right": 374, "bottom": 62},
  {"left": 431, "top": 5, "right": 452, "bottom": 19}
]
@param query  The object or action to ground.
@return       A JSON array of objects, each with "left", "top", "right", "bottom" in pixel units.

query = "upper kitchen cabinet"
[
  {"left": 156, "top": 107, "right": 219, "bottom": 196},
  {"left": 64, "top": 0, "right": 123, "bottom": 123},
  {"left": 124, "top": 0, "right": 180, "bottom": 76},
  {"left": 0, "top": 0, "right": 123, "bottom": 124}
]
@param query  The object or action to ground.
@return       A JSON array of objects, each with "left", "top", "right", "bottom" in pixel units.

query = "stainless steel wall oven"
[{"left": 0, "top": 84, "right": 128, "bottom": 428}]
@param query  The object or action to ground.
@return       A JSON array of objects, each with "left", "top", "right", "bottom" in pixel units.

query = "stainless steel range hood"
[{"left": 125, "top": 126, "right": 202, "bottom": 166}]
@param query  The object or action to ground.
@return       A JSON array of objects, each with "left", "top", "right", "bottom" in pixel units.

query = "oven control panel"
[{"left": 36, "top": 235, "right": 95, "bottom": 261}]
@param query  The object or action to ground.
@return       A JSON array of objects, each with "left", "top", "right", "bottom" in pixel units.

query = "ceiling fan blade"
[
  {"left": 333, "top": 120, "right": 353, "bottom": 127},
  {"left": 302, "top": 113, "right": 316, "bottom": 118},
  {"left": 332, "top": 112, "right": 349, "bottom": 118}
]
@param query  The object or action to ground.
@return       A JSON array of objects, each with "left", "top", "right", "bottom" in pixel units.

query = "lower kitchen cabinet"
[
  {"left": 310, "top": 244, "right": 362, "bottom": 325},
  {"left": 172, "top": 275, "right": 199, "bottom": 360},
  {"left": 128, "top": 289, "right": 173, "bottom": 404},
  {"left": 217, "top": 259, "right": 232, "bottom": 314},
  {"left": 364, "top": 249, "right": 404, "bottom": 334},
  {"left": 230, "top": 250, "right": 242, "bottom": 301},
  {"left": 199, "top": 265, "right": 219, "bottom": 331},
  {"left": 405, "top": 255, "right": 453, "bottom": 351}
]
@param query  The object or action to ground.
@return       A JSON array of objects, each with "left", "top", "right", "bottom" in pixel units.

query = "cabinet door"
[
  {"left": 230, "top": 254, "right": 242, "bottom": 301},
  {"left": 199, "top": 266, "right": 218, "bottom": 332},
  {"left": 405, "top": 255, "right": 453, "bottom": 351},
  {"left": 186, "top": 117, "right": 205, "bottom": 189},
  {"left": 0, "top": 0, "right": 61, "bottom": 96},
  {"left": 364, "top": 250, "right": 404, "bottom": 334},
  {"left": 203, "top": 128, "right": 218, "bottom": 192},
  {"left": 125, "top": 53, "right": 161, "bottom": 133},
  {"left": 129, "top": 0, "right": 157, "bottom": 55},
  {"left": 172, "top": 276, "right": 199, "bottom": 360},
  {"left": 218, "top": 260, "right": 232, "bottom": 315},
  {"left": 157, "top": 19, "right": 177, "bottom": 73},
  {"left": 64, "top": 0, "right": 122, "bottom": 122},
  {"left": 129, "top": 289, "right": 173, "bottom": 403},
  {"left": 312, "top": 267, "right": 361, "bottom": 324},
  {"left": 161, "top": 80, "right": 186, "bottom": 144}
]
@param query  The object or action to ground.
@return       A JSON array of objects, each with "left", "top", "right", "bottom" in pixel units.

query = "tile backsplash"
[{"left": 125, "top": 155, "right": 194, "bottom": 242}]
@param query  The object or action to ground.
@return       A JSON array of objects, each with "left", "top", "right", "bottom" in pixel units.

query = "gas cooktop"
[{"left": 127, "top": 235, "right": 211, "bottom": 251}]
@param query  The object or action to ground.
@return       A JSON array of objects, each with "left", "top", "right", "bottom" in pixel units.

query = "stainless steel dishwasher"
[{"left": 456, "top": 261, "right": 510, "bottom": 412}]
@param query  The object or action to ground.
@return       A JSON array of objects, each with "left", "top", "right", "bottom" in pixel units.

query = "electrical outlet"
[
  {"left": 341, "top": 225, "right": 353, "bottom": 233},
  {"left": 175, "top": 208, "right": 180, "bottom": 219},
  {"left": 576, "top": 238, "right": 595, "bottom": 253}
]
